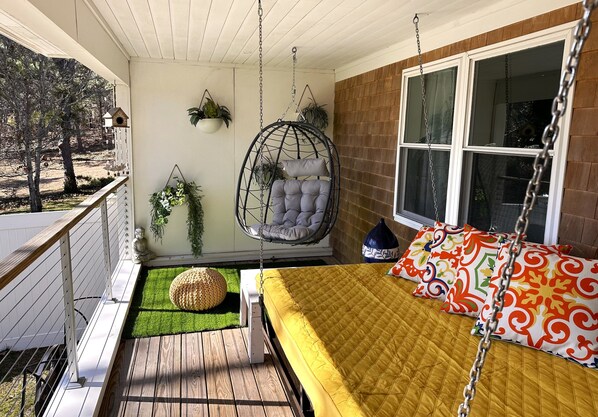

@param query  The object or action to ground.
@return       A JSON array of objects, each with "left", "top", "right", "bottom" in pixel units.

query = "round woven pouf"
[{"left": 169, "top": 268, "right": 227, "bottom": 311}]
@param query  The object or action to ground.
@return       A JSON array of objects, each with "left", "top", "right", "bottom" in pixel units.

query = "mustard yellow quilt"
[{"left": 261, "top": 263, "right": 598, "bottom": 417}]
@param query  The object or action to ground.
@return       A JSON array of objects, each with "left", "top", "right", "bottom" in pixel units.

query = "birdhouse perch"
[{"left": 103, "top": 107, "right": 129, "bottom": 128}]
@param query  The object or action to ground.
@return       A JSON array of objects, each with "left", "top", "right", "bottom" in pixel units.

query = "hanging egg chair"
[{"left": 235, "top": 120, "right": 340, "bottom": 245}]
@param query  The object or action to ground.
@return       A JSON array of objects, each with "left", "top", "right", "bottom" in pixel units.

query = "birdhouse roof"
[{"left": 103, "top": 107, "right": 128, "bottom": 119}]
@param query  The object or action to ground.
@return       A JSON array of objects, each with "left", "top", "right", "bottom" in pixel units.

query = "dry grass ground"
[
  {"left": 0, "top": 136, "right": 117, "bottom": 214},
  {"left": 0, "top": 348, "right": 47, "bottom": 417}
]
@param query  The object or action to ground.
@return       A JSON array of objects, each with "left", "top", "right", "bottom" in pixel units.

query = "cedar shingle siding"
[{"left": 332, "top": 4, "right": 598, "bottom": 263}]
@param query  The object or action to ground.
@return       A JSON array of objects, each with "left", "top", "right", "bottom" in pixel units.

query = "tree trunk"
[
  {"left": 76, "top": 123, "right": 84, "bottom": 152},
  {"left": 24, "top": 130, "right": 42, "bottom": 212},
  {"left": 22, "top": 85, "right": 43, "bottom": 212},
  {"left": 99, "top": 94, "right": 108, "bottom": 146},
  {"left": 59, "top": 133, "right": 78, "bottom": 193},
  {"left": 28, "top": 171, "right": 42, "bottom": 212}
]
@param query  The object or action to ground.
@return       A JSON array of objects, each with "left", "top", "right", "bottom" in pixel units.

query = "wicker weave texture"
[{"left": 169, "top": 268, "right": 227, "bottom": 311}]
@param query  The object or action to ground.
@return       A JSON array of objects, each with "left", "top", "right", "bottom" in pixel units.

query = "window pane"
[
  {"left": 404, "top": 67, "right": 457, "bottom": 144},
  {"left": 469, "top": 41, "right": 564, "bottom": 148},
  {"left": 400, "top": 149, "right": 449, "bottom": 222},
  {"left": 463, "top": 153, "right": 552, "bottom": 243}
]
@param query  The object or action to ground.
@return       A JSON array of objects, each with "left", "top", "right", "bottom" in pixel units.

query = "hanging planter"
[
  {"left": 195, "top": 118, "right": 223, "bottom": 133},
  {"left": 149, "top": 165, "right": 204, "bottom": 257},
  {"left": 297, "top": 84, "right": 329, "bottom": 132},
  {"left": 187, "top": 89, "right": 232, "bottom": 133}
]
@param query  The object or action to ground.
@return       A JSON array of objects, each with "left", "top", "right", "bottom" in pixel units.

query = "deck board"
[
  {"left": 239, "top": 328, "right": 295, "bottom": 417},
  {"left": 122, "top": 337, "right": 147, "bottom": 417},
  {"left": 112, "top": 340, "right": 135, "bottom": 417},
  {"left": 102, "top": 329, "right": 294, "bottom": 417},
  {"left": 182, "top": 333, "right": 208, "bottom": 417},
  {"left": 139, "top": 336, "right": 160, "bottom": 416},
  {"left": 154, "top": 334, "right": 181, "bottom": 417},
  {"left": 203, "top": 331, "right": 237, "bottom": 417},
  {"left": 223, "top": 329, "right": 267, "bottom": 417}
]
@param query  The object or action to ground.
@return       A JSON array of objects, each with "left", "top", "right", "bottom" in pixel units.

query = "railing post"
[
  {"left": 100, "top": 200, "right": 115, "bottom": 301},
  {"left": 117, "top": 182, "right": 131, "bottom": 260},
  {"left": 59, "top": 232, "right": 85, "bottom": 387},
  {"left": 123, "top": 183, "right": 131, "bottom": 259}
]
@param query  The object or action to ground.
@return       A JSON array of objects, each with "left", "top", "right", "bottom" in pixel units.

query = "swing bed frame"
[{"left": 240, "top": 269, "right": 315, "bottom": 417}]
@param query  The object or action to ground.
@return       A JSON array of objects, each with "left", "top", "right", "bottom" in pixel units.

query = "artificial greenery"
[
  {"left": 187, "top": 97, "right": 232, "bottom": 128},
  {"left": 123, "top": 266, "right": 240, "bottom": 338},
  {"left": 300, "top": 100, "right": 329, "bottom": 131},
  {"left": 253, "top": 159, "right": 285, "bottom": 188},
  {"left": 149, "top": 180, "right": 204, "bottom": 257}
]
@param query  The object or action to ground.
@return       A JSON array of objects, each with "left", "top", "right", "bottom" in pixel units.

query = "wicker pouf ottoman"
[{"left": 169, "top": 268, "right": 227, "bottom": 311}]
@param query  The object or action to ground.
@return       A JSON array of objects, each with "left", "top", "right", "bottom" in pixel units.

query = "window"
[
  {"left": 395, "top": 31, "right": 572, "bottom": 243},
  {"left": 396, "top": 63, "right": 459, "bottom": 224}
]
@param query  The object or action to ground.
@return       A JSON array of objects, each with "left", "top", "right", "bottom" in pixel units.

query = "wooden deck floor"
[{"left": 100, "top": 328, "right": 295, "bottom": 417}]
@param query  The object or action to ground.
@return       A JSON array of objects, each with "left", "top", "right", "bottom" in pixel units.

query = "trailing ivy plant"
[
  {"left": 300, "top": 100, "right": 328, "bottom": 131},
  {"left": 149, "top": 180, "right": 204, "bottom": 257},
  {"left": 253, "top": 159, "right": 285, "bottom": 189}
]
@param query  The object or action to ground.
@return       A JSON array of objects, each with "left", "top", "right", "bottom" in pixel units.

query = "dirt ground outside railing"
[{"left": 0, "top": 136, "right": 118, "bottom": 213}]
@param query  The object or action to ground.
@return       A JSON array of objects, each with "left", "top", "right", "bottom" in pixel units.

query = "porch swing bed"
[
  {"left": 258, "top": 262, "right": 598, "bottom": 417},
  {"left": 244, "top": 2, "right": 598, "bottom": 416}
]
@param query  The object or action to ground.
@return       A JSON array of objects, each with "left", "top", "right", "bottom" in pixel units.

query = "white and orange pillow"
[
  {"left": 413, "top": 222, "right": 465, "bottom": 300},
  {"left": 440, "top": 227, "right": 572, "bottom": 317},
  {"left": 387, "top": 226, "right": 434, "bottom": 282},
  {"left": 441, "top": 225, "right": 504, "bottom": 316},
  {"left": 473, "top": 245, "right": 598, "bottom": 368}
]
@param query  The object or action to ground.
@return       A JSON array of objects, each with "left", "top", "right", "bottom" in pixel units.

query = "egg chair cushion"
[
  {"left": 249, "top": 179, "right": 330, "bottom": 241},
  {"left": 281, "top": 158, "right": 329, "bottom": 177}
]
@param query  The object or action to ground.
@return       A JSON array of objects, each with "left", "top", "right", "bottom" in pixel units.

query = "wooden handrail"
[{"left": 0, "top": 176, "right": 129, "bottom": 292}]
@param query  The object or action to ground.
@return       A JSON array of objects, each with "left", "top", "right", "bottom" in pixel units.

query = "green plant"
[
  {"left": 149, "top": 180, "right": 204, "bottom": 257},
  {"left": 187, "top": 97, "right": 232, "bottom": 128},
  {"left": 300, "top": 101, "right": 328, "bottom": 131},
  {"left": 253, "top": 160, "right": 285, "bottom": 188}
]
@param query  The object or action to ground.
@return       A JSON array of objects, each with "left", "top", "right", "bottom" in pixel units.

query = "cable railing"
[{"left": 0, "top": 176, "right": 130, "bottom": 417}]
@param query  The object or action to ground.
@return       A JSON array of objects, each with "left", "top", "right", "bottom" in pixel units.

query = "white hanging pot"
[{"left": 196, "top": 118, "right": 223, "bottom": 133}]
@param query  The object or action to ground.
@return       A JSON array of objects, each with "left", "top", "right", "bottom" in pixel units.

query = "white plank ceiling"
[{"left": 89, "top": 0, "right": 542, "bottom": 69}]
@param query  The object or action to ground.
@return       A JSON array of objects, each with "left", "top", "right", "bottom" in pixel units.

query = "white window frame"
[{"left": 393, "top": 23, "right": 576, "bottom": 243}]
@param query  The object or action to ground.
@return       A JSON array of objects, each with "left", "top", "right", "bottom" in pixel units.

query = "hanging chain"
[
  {"left": 458, "top": 2, "right": 596, "bottom": 416},
  {"left": 413, "top": 14, "right": 440, "bottom": 223},
  {"left": 279, "top": 47, "right": 298, "bottom": 120},
  {"left": 257, "top": 0, "right": 265, "bottom": 299}
]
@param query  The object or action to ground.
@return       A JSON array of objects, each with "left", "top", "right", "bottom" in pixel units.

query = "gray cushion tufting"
[{"left": 249, "top": 179, "right": 331, "bottom": 240}]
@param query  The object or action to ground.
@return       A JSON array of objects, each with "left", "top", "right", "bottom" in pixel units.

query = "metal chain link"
[
  {"left": 413, "top": 14, "right": 440, "bottom": 223},
  {"left": 257, "top": 0, "right": 265, "bottom": 297},
  {"left": 279, "top": 47, "right": 298, "bottom": 121},
  {"left": 458, "top": 2, "right": 596, "bottom": 415}
]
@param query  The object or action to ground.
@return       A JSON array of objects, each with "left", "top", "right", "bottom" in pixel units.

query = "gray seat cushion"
[{"left": 250, "top": 179, "right": 331, "bottom": 241}]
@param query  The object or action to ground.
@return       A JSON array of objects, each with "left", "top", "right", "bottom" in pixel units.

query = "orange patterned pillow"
[
  {"left": 440, "top": 228, "right": 570, "bottom": 317},
  {"left": 387, "top": 226, "right": 434, "bottom": 282},
  {"left": 441, "top": 225, "right": 504, "bottom": 317},
  {"left": 474, "top": 245, "right": 598, "bottom": 368},
  {"left": 413, "top": 222, "right": 465, "bottom": 300}
]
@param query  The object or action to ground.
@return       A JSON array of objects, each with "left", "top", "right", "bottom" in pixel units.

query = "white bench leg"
[
  {"left": 240, "top": 269, "right": 264, "bottom": 363},
  {"left": 240, "top": 283, "right": 248, "bottom": 326}
]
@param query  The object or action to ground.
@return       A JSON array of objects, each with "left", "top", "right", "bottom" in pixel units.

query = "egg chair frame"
[{"left": 235, "top": 119, "right": 340, "bottom": 245}]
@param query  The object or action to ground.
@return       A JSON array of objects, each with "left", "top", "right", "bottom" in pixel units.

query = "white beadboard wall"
[{"left": 130, "top": 60, "right": 335, "bottom": 259}]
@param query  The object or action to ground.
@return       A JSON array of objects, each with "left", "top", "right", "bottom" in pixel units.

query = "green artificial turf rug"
[
  {"left": 123, "top": 267, "right": 240, "bottom": 339},
  {"left": 123, "top": 259, "right": 328, "bottom": 339}
]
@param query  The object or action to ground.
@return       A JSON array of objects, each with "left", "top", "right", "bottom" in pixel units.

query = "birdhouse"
[{"left": 103, "top": 107, "right": 129, "bottom": 128}]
